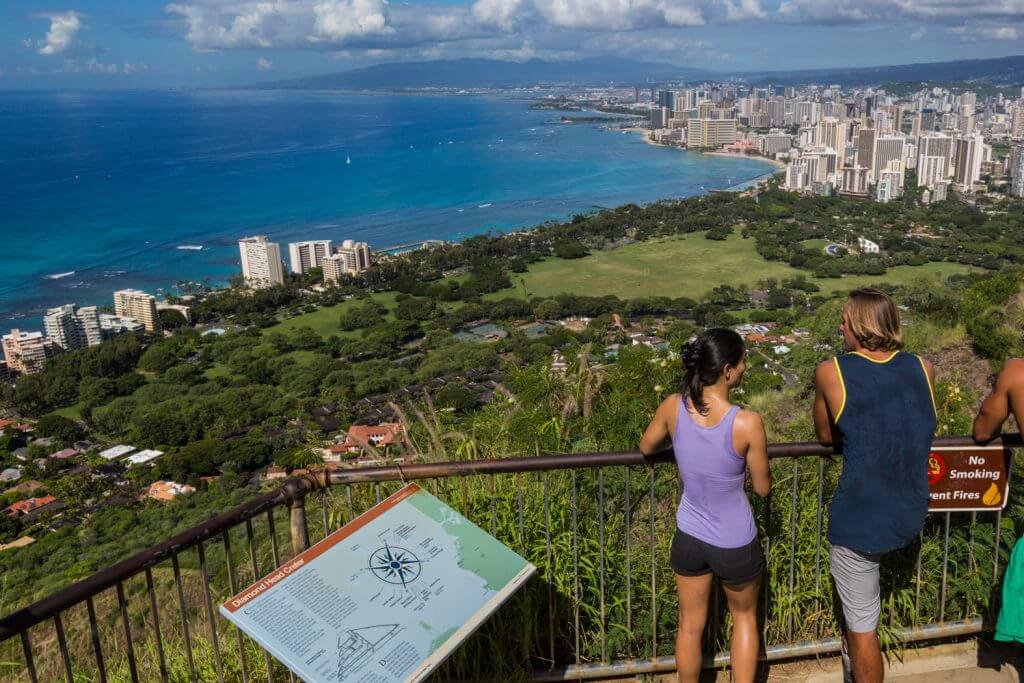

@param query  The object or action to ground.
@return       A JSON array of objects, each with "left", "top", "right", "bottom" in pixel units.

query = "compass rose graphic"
[{"left": 368, "top": 542, "right": 423, "bottom": 588}]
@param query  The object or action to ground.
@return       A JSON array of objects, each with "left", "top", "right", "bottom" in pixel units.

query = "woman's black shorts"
[{"left": 670, "top": 528, "right": 764, "bottom": 586}]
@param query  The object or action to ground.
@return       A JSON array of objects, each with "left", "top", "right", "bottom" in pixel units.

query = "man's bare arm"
[{"left": 974, "top": 360, "right": 1024, "bottom": 442}]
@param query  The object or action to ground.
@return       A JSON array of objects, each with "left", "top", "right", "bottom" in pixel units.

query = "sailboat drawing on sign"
[{"left": 336, "top": 624, "right": 402, "bottom": 679}]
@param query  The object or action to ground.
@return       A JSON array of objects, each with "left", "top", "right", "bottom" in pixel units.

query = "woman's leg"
[
  {"left": 722, "top": 576, "right": 761, "bottom": 683},
  {"left": 675, "top": 573, "right": 713, "bottom": 683}
]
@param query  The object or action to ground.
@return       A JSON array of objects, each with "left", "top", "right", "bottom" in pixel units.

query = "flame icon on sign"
[{"left": 982, "top": 482, "right": 1002, "bottom": 507}]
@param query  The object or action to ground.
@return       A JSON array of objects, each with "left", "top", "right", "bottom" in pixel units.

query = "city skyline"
[{"left": 1, "top": 0, "right": 1024, "bottom": 88}]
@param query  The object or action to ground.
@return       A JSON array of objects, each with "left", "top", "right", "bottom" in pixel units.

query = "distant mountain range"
[
  {"left": 260, "top": 56, "right": 712, "bottom": 89},
  {"left": 259, "top": 54, "right": 1024, "bottom": 90}
]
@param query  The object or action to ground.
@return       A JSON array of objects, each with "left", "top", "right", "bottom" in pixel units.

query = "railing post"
[{"left": 290, "top": 498, "right": 310, "bottom": 554}]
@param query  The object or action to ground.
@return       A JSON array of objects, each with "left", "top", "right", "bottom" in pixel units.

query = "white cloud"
[
  {"left": 312, "top": 0, "right": 391, "bottom": 41},
  {"left": 123, "top": 62, "right": 149, "bottom": 74},
  {"left": 38, "top": 11, "right": 82, "bottom": 56},
  {"left": 949, "top": 23, "right": 1021, "bottom": 41},
  {"left": 909, "top": 26, "right": 926, "bottom": 40},
  {"left": 778, "top": 0, "right": 1024, "bottom": 24},
  {"left": 257, "top": 57, "right": 273, "bottom": 70},
  {"left": 166, "top": 0, "right": 394, "bottom": 50}
]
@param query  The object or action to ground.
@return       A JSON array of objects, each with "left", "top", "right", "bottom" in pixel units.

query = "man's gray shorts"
[{"left": 830, "top": 545, "right": 882, "bottom": 633}]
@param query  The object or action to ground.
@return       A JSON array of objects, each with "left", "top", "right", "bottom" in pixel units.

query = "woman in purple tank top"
[{"left": 641, "top": 329, "right": 772, "bottom": 683}]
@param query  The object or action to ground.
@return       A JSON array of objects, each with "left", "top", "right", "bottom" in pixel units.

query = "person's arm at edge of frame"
[
  {"left": 812, "top": 360, "right": 839, "bottom": 447},
  {"left": 640, "top": 394, "right": 676, "bottom": 457},
  {"left": 973, "top": 359, "right": 1024, "bottom": 443},
  {"left": 736, "top": 409, "right": 771, "bottom": 497}
]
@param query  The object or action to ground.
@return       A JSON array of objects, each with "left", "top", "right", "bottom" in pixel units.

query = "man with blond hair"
[{"left": 813, "top": 288, "right": 937, "bottom": 682}]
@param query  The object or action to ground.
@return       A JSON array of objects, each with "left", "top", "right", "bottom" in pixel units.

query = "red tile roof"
[
  {"left": 0, "top": 420, "right": 32, "bottom": 432},
  {"left": 342, "top": 423, "right": 403, "bottom": 449},
  {"left": 4, "top": 495, "right": 57, "bottom": 517}
]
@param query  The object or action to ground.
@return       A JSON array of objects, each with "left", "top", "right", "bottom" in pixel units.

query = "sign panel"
[
  {"left": 928, "top": 445, "right": 1012, "bottom": 511},
  {"left": 221, "top": 483, "right": 535, "bottom": 682}
]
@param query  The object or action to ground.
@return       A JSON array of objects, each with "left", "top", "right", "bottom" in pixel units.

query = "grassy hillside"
[{"left": 491, "top": 233, "right": 973, "bottom": 300}]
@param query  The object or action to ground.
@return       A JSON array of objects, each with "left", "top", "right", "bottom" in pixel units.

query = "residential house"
[
  {"left": 341, "top": 423, "right": 404, "bottom": 455},
  {"left": 4, "top": 495, "right": 61, "bottom": 520},
  {"left": 146, "top": 481, "right": 196, "bottom": 501}
]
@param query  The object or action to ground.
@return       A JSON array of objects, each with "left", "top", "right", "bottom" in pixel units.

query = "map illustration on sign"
[{"left": 220, "top": 483, "right": 535, "bottom": 682}]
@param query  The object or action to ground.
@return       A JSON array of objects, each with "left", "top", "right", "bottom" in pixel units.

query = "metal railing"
[{"left": 0, "top": 434, "right": 1018, "bottom": 682}]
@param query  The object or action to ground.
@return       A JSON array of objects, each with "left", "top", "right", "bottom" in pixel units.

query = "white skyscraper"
[
  {"left": 113, "top": 289, "right": 161, "bottom": 333},
  {"left": 43, "top": 304, "right": 103, "bottom": 349},
  {"left": 323, "top": 240, "right": 372, "bottom": 283},
  {"left": 239, "top": 236, "right": 285, "bottom": 289},
  {"left": 288, "top": 240, "right": 333, "bottom": 274}
]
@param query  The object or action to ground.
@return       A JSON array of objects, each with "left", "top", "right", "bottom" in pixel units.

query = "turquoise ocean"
[{"left": 0, "top": 90, "right": 775, "bottom": 328}]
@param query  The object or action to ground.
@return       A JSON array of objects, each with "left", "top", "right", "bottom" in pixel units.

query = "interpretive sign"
[
  {"left": 928, "top": 445, "right": 1012, "bottom": 511},
  {"left": 220, "top": 483, "right": 535, "bottom": 682}
]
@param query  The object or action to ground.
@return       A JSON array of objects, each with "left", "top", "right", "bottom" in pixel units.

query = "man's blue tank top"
[{"left": 828, "top": 351, "right": 937, "bottom": 555}]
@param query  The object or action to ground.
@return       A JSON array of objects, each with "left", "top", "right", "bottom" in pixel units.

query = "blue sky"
[{"left": 1, "top": 0, "right": 1023, "bottom": 88}]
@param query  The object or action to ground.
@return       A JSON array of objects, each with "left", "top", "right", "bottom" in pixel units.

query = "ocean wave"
[
  {"left": 176, "top": 245, "right": 204, "bottom": 251},
  {"left": 45, "top": 271, "right": 75, "bottom": 280}
]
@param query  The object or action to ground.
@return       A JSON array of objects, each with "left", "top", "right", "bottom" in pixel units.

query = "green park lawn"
[
  {"left": 263, "top": 292, "right": 400, "bottom": 340},
  {"left": 491, "top": 232, "right": 973, "bottom": 301}
]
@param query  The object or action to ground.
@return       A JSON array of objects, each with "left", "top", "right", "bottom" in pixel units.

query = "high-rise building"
[
  {"left": 323, "top": 240, "right": 372, "bottom": 283},
  {"left": 113, "top": 289, "right": 161, "bottom": 333},
  {"left": 916, "top": 134, "right": 954, "bottom": 188},
  {"left": 288, "top": 240, "right": 333, "bottom": 274},
  {"left": 650, "top": 107, "right": 669, "bottom": 129},
  {"left": 872, "top": 135, "right": 906, "bottom": 182},
  {"left": 686, "top": 118, "right": 737, "bottom": 149},
  {"left": 43, "top": 304, "right": 102, "bottom": 350},
  {"left": 855, "top": 127, "right": 876, "bottom": 171},
  {"left": 1011, "top": 106, "right": 1024, "bottom": 140},
  {"left": 1011, "top": 143, "right": 1024, "bottom": 198},
  {"left": 953, "top": 133, "right": 984, "bottom": 191},
  {"left": 2, "top": 329, "right": 48, "bottom": 375},
  {"left": 239, "top": 236, "right": 285, "bottom": 289}
]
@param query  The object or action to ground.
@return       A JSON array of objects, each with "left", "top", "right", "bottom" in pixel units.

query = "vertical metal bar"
[
  {"left": 625, "top": 466, "right": 632, "bottom": 649},
  {"left": 598, "top": 467, "right": 607, "bottom": 663},
  {"left": 345, "top": 485, "right": 354, "bottom": 523},
  {"left": 86, "top": 597, "right": 108, "bottom": 683},
  {"left": 968, "top": 510, "right": 977, "bottom": 573},
  {"left": 267, "top": 508, "right": 281, "bottom": 568},
  {"left": 914, "top": 532, "right": 924, "bottom": 626},
  {"left": 517, "top": 473, "right": 526, "bottom": 555},
  {"left": 116, "top": 581, "right": 140, "bottom": 683},
  {"left": 763, "top": 486, "right": 773, "bottom": 641},
  {"left": 246, "top": 519, "right": 276, "bottom": 682},
  {"left": 814, "top": 457, "right": 825, "bottom": 639},
  {"left": 197, "top": 542, "right": 225, "bottom": 683},
  {"left": 145, "top": 567, "right": 169, "bottom": 682},
  {"left": 993, "top": 508, "right": 1003, "bottom": 581},
  {"left": 54, "top": 614, "right": 73, "bottom": 683},
  {"left": 571, "top": 469, "right": 580, "bottom": 665},
  {"left": 374, "top": 482, "right": 382, "bottom": 504},
  {"left": 650, "top": 466, "right": 657, "bottom": 657},
  {"left": 222, "top": 531, "right": 250, "bottom": 683},
  {"left": 171, "top": 553, "right": 197, "bottom": 682},
  {"left": 289, "top": 499, "right": 310, "bottom": 555},
  {"left": 544, "top": 472, "right": 554, "bottom": 668},
  {"left": 321, "top": 490, "right": 330, "bottom": 540},
  {"left": 20, "top": 630, "right": 37, "bottom": 683},
  {"left": 939, "top": 511, "right": 951, "bottom": 623},
  {"left": 788, "top": 458, "right": 799, "bottom": 640},
  {"left": 459, "top": 477, "right": 468, "bottom": 517},
  {"left": 488, "top": 476, "right": 497, "bottom": 536}
]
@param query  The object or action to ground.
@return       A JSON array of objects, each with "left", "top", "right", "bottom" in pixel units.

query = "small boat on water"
[{"left": 346, "top": 155, "right": 352, "bottom": 165}]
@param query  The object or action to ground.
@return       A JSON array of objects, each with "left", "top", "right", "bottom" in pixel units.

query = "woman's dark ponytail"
[{"left": 680, "top": 328, "right": 746, "bottom": 415}]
